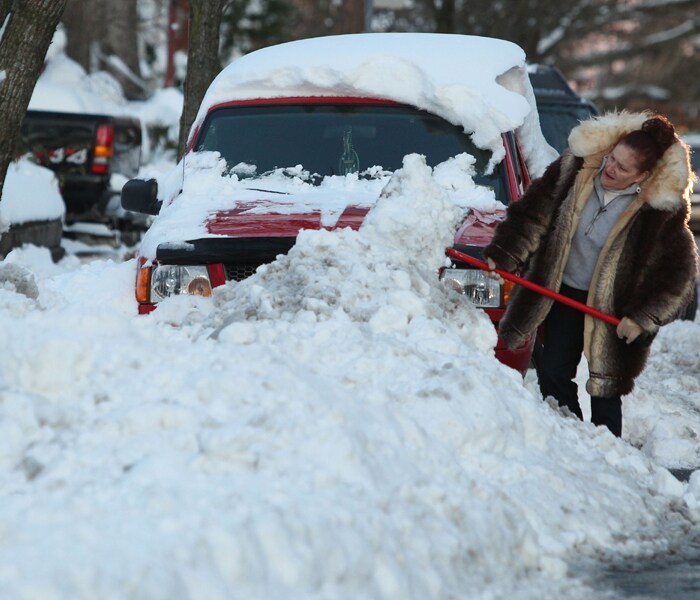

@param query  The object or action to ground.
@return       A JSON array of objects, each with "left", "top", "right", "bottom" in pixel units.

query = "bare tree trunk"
[
  {"left": 433, "top": 0, "right": 455, "bottom": 33},
  {"left": 0, "top": 0, "right": 68, "bottom": 208},
  {"left": 177, "top": 0, "right": 225, "bottom": 158},
  {"left": 61, "top": 0, "right": 95, "bottom": 69},
  {"left": 63, "top": 0, "right": 145, "bottom": 98},
  {"left": 102, "top": 0, "right": 144, "bottom": 98},
  {"left": 338, "top": 0, "right": 365, "bottom": 34},
  {"left": 0, "top": 0, "right": 12, "bottom": 24}
]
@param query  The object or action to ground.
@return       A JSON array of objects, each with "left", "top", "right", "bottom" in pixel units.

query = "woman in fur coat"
[{"left": 483, "top": 111, "right": 698, "bottom": 437}]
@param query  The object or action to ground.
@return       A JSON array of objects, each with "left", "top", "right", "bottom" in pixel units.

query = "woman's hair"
[{"left": 619, "top": 114, "right": 677, "bottom": 173}]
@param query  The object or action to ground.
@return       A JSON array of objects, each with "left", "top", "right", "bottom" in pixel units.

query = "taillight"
[{"left": 92, "top": 124, "right": 114, "bottom": 174}]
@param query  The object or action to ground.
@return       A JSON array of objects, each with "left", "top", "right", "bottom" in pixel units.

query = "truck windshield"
[{"left": 195, "top": 103, "right": 508, "bottom": 203}]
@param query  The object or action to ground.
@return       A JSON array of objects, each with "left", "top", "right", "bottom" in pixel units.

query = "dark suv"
[{"left": 529, "top": 64, "right": 599, "bottom": 154}]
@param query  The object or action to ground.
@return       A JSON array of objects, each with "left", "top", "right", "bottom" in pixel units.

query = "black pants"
[{"left": 535, "top": 284, "right": 622, "bottom": 437}]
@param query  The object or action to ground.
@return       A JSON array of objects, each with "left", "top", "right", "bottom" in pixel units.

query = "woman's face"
[{"left": 600, "top": 143, "right": 650, "bottom": 191}]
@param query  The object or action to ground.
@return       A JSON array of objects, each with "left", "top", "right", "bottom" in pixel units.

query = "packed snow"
[
  {"left": 29, "top": 26, "right": 128, "bottom": 116},
  {"left": 0, "top": 28, "right": 699, "bottom": 600}
]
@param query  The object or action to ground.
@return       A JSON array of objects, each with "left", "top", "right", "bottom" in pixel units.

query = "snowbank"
[
  {"left": 0, "top": 158, "right": 65, "bottom": 227},
  {"left": 625, "top": 319, "right": 700, "bottom": 467},
  {"left": 30, "top": 26, "right": 128, "bottom": 115},
  {"left": 0, "top": 156, "right": 695, "bottom": 599},
  {"left": 128, "top": 86, "right": 183, "bottom": 132},
  {"left": 191, "top": 33, "right": 557, "bottom": 176}
]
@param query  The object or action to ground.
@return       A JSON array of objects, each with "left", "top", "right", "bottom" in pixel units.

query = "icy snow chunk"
[{"left": 0, "top": 264, "right": 39, "bottom": 299}]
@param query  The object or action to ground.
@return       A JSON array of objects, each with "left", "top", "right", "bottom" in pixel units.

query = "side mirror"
[{"left": 121, "top": 178, "right": 161, "bottom": 215}]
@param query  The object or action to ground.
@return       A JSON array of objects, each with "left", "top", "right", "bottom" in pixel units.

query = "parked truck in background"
[{"left": 18, "top": 110, "right": 147, "bottom": 246}]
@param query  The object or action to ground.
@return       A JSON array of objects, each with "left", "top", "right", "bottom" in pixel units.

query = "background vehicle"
[
  {"left": 19, "top": 110, "right": 146, "bottom": 245},
  {"left": 529, "top": 64, "right": 599, "bottom": 154},
  {"left": 682, "top": 133, "right": 700, "bottom": 234}
]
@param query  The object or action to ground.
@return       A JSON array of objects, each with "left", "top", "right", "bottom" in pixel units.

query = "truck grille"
[{"left": 225, "top": 263, "right": 262, "bottom": 282}]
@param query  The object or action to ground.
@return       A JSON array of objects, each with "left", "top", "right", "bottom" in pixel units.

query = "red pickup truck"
[{"left": 122, "top": 34, "right": 552, "bottom": 375}]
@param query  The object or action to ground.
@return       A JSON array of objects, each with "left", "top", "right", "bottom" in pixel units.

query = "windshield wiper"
[{"left": 243, "top": 187, "right": 291, "bottom": 195}]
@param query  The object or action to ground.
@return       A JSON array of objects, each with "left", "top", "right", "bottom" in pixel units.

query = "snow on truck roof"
[{"left": 191, "top": 33, "right": 556, "bottom": 176}]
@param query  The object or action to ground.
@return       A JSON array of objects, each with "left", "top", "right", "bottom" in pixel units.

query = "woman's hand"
[
  {"left": 485, "top": 258, "right": 504, "bottom": 284},
  {"left": 616, "top": 317, "right": 643, "bottom": 344}
]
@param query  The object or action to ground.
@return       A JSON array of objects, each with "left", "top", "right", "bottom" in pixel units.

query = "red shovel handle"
[{"left": 446, "top": 247, "right": 621, "bottom": 327}]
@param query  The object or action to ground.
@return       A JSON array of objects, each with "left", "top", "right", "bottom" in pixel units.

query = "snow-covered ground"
[
  {"left": 0, "top": 29, "right": 699, "bottom": 600},
  {"left": 0, "top": 156, "right": 698, "bottom": 598}
]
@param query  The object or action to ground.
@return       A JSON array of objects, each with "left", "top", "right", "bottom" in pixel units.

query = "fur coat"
[{"left": 484, "top": 111, "right": 698, "bottom": 397}]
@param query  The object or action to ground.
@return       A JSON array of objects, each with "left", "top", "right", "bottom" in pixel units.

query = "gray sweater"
[{"left": 562, "top": 175, "right": 640, "bottom": 291}]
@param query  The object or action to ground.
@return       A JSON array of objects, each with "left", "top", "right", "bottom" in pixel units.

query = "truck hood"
[
  {"left": 206, "top": 200, "right": 370, "bottom": 237},
  {"left": 207, "top": 201, "right": 505, "bottom": 246},
  {"left": 451, "top": 207, "right": 506, "bottom": 247}
]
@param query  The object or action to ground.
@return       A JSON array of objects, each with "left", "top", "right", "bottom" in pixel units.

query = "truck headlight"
[
  {"left": 151, "top": 265, "right": 212, "bottom": 303},
  {"left": 440, "top": 268, "right": 501, "bottom": 308}
]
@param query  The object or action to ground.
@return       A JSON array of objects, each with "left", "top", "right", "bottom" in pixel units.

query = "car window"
[
  {"left": 688, "top": 146, "right": 700, "bottom": 173},
  {"left": 196, "top": 103, "right": 509, "bottom": 203},
  {"left": 537, "top": 103, "right": 596, "bottom": 154}
]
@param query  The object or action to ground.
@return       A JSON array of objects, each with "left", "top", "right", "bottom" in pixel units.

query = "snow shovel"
[{"left": 445, "top": 247, "right": 621, "bottom": 326}]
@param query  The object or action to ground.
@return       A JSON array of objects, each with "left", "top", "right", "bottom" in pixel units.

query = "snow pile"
[
  {"left": 0, "top": 156, "right": 695, "bottom": 598},
  {"left": 128, "top": 87, "right": 184, "bottom": 165},
  {"left": 625, "top": 319, "right": 700, "bottom": 467},
  {"left": 192, "top": 33, "right": 557, "bottom": 176},
  {"left": 30, "top": 26, "right": 128, "bottom": 115},
  {"left": 0, "top": 158, "right": 65, "bottom": 227},
  {"left": 128, "top": 87, "right": 183, "bottom": 132}
]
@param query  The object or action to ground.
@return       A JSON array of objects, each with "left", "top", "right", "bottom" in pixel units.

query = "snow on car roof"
[{"left": 191, "top": 33, "right": 555, "bottom": 176}]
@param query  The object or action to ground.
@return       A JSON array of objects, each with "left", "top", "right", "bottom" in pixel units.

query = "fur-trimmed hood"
[{"left": 567, "top": 111, "right": 695, "bottom": 212}]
